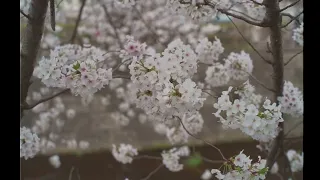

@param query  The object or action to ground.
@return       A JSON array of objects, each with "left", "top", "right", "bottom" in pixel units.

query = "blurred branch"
[
  {"left": 112, "top": 59, "right": 132, "bottom": 73},
  {"left": 133, "top": 6, "right": 159, "bottom": 42},
  {"left": 201, "top": 156, "right": 225, "bottom": 164},
  {"left": 266, "top": 42, "right": 274, "bottom": 56},
  {"left": 275, "top": 172, "right": 284, "bottom": 180},
  {"left": 281, "top": 13, "right": 301, "bottom": 25},
  {"left": 20, "top": 9, "right": 32, "bottom": 20},
  {"left": 284, "top": 50, "right": 303, "bottom": 66},
  {"left": 140, "top": 164, "right": 163, "bottom": 180},
  {"left": 179, "top": 0, "right": 270, "bottom": 27},
  {"left": 177, "top": 116, "right": 227, "bottom": 161},
  {"left": 226, "top": 15, "right": 273, "bottom": 65},
  {"left": 280, "top": 0, "right": 301, "bottom": 12},
  {"left": 100, "top": 2, "right": 124, "bottom": 49},
  {"left": 283, "top": 149, "right": 295, "bottom": 180},
  {"left": 247, "top": 73, "right": 276, "bottom": 92},
  {"left": 281, "top": 11, "right": 303, "bottom": 28},
  {"left": 284, "top": 121, "right": 303, "bottom": 137},
  {"left": 134, "top": 155, "right": 162, "bottom": 160},
  {"left": 49, "top": 0, "right": 56, "bottom": 31},
  {"left": 202, "top": 90, "right": 219, "bottom": 98},
  {"left": 22, "top": 89, "right": 70, "bottom": 110},
  {"left": 70, "top": 0, "right": 87, "bottom": 43},
  {"left": 112, "top": 74, "right": 131, "bottom": 79}
]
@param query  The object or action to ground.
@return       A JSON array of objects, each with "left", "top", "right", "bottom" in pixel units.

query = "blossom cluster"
[
  {"left": 33, "top": 44, "right": 113, "bottom": 98},
  {"left": 112, "top": 144, "right": 138, "bottom": 164},
  {"left": 211, "top": 150, "right": 268, "bottom": 179},
  {"left": 195, "top": 37, "right": 224, "bottom": 64},
  {"left": 205, "top": 51, "right": 253, "bottom": 87},
  {"left": 128, "top": 37, "right": 206, "bottom": 123},
  {"left": 49, "top": 155, "right": 61, "bottom": 168},
  {"left": 286, "top": 149, "right": 303, "bottom": 172},
  {"left": 234, "top": 80, "right": 262, "bottom": 106},
  {"left": 278, "top": 81, "right": 303, "bottom": 117},
  {"left": 292, "top": 22, "right": 303, "bottom": 46},
  {"left": 20, "top": 127, "right": 40, "bottom": 160},
  {"left": 213, "top": 83, "right": 284, "bottom": 142},
  {"left": 161, "top": 146, "right": 190, "bottom": 172}
]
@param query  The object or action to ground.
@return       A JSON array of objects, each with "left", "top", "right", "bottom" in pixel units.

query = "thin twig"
[
  {"left": 280, "top": 0, "right": 301, "bottom": 12},
  {"left": 281, "top": 13, "right": 301, "bottom": 25},
  {"left": 203, "top": 91, "right": 219, "bottom": 98},
  {"left": 133, "top": 6, "right": 159, "bottom": 41},
  {"left": 281, "top": 11, "right": 303, "bottom": 28},
  {"left": 70, "top": 0, "right": 87, "bottom": 43},
  {"left": 177, "top": 116, "right": 227, "bottom": 161},
  {"left": 247, "top": 73, "right": 276, "bottom": 92},
  {"left": 284, "top": 121, "right": 303, "bottom": 137},
  {"left": 249, "top": 0, "right": 265, "bottom": 6},
  {"left": 20, "top": 9, "right": 32, "bottom": 20},
  {"left": 284, "top": 50, "right": 303, "bottom": 66},
  {"left": 226, "top": 15, "right": 272, "bottom": 65},
  {"left": 201, "top": 156, "right": 225, "bottom": 164},
  {"left": 100, "top": 2, "right": 124, "bottom": 48},
  {"left": 23, "top": 89, "right": 69, "bottom": 110},
  {"left": 140, "top": 164, "right": 163, "bottom": 180},
  {"left": 68, "top": 166, "right": 75, "bottom": 180},
  {"left": 134, "top": 155, "right": 162, "bottom": 160},
  {"left": 112, "top": 59, "right": 132, "bottom": 73}
]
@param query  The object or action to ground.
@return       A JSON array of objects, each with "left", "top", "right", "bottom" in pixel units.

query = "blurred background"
[{"left": 20, "top": 0, "right": 303, "bottom": 179}]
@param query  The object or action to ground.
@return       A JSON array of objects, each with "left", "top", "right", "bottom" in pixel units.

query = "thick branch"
[
  {"left": 20, "top": 0, "right": 50, "bottom": 119},
  {"left": 227, "top": 15, "right": 272, "bottom": 65},
  {"left": 70, "top": 0, "right": 87, "bottom": 43},
  {"left": 280, "top": 0, "right": 301, "bottom": 12},
  {"left": 49, "top": 0, "right": 56, "bottom": 31},
  {"left": 265, "top": 0, "right": 285, "bottom": 178},
  {"left": 284, "top": 50, "right": 303, "bottom": 66}
]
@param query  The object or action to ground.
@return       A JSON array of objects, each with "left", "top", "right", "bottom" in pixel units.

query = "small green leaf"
[
  {"left": 73, "top": 62, "right": 80, "bottom": 70},
  {"left": 258, "top": 167, "right": 269, "bottom": 175}
]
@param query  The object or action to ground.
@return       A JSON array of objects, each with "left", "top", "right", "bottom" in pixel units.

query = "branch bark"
[
  {"left": 264, "top": 0, "right": 285, "bottom": 178},
  {"left": 20, "top": 0, "right": 50, "bottom": 119}
]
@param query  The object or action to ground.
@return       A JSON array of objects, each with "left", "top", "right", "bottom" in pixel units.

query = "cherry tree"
[{"left": 20, "top": 0, "right": 303, "bottom": 179}]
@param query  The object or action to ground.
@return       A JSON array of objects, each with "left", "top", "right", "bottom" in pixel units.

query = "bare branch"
[
  {"left": 100, "top": 2, "right": 124, "bottom": 49},
  {"left": 112, "top": 59, "right": 132, "bottom": 73},
  {"left": 112, "top": 74, "right": 131, "bottom": 79},
  {"left": 281, "top": 11, "right": 303, "bottom": 28},
  {"left": 227, "top": 15, "right": 273, "bottom": 65},
  {"left": 23, "top": 89, "right": 70, "bottom": 110},
  {"left": 178, "top": 0, "right": 270, "bottom": 27},
  {"left": 140, "top": 164, "right": 163, "bottom": 180},
  {"left": 177, "top": 116, "right": 227, "bottom": 161},
  {"left": 68, "top": 166, "right": 75, "bottom": 180},
  {"left": 284, "top": 50, "right": 303, "bottom": 66},
  {"left": 201, "top": 156, "right": 225, "bottom": 164},
  {"left": 70, "top": 0, "right": 87, "bottom": 43},
  {"left": 20, "top": 9, "right": 32, "bottom": 20},
  {"left": 284, "top": 121, "right": 303, "bottom": 137},
  {"left": 247, "top": 73, "right": 276, "bottom": 92},
  {"left": 134, "top": 155, "right": 162, "bottom": 160},
  {"left": 202, "top": 90, "right": 219, "bottom": 98},
  {"left": 281, "top": 13, "right": 301, "bottom": 25},
  {"left": 280, "top": 0, "right": 301, "bottom": 12},
  {"left": 133, "top": 6, "right": 159, "bottom": 42},
  {"left": 249, "top": 0, "right": 265, "bottom": 6}
]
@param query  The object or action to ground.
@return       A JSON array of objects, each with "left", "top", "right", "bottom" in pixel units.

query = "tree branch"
[
  {"left": 20, "top": 9, "right": 32, "bottom": 20},
  {"left": 281, "top": 11, "right": 303, "bottom": 28},
  {"left": 226, "top": 15, "right": 272, "bottom": 65},
  {"left": 280, "top": 0, "right": 301, "bottom": 12},
  {"left": 20, "top": 0, "right": 50, "bottom": 119},
  {"left": 284, "top": 50, "right": 303, "bottom": 66},
  {"left": 140, "top": 164, "right": 163, "bottom": 180},
  {"left": 49, "top": 0, "right": 56, "bottom": 31},
  {"left": 22, "top": 89, "right": 69, "bottom": 110},
  {"left": 247, "top": 73, "right": 276, "bottom": 92},
  {"left": 178, "top": 0, "right": 270, "bottom": 27},
  {"left": 281, "top": 13, "right": 301, "bottom": 25},
  {"left": 100, "top": 2, "right": 124, "bottom": 49},
  {"left": 70, "top": 0, "right": 87, "bottom": 43},
  {"left": 177, "top": 116, "right": 227, "bottom": 161},
  {"left": 134, "top": 155, "right": 162, "bottom": 160}
]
